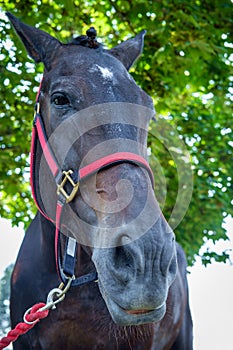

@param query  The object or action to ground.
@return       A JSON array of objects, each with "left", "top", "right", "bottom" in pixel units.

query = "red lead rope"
[
  {"left": 0, "top": 303, "right": 49, "bottom": 349},
  {"left": 0, "top": 275, "right": 73, "bottom": 349}
]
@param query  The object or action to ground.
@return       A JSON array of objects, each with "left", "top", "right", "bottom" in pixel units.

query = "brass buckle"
[{"left": 57, "top": 170, "right": 79, "bottom": 203}]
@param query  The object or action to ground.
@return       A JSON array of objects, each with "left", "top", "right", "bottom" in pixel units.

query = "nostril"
[
  {"left": 168, "top": 255, "right": 177, "bottom": 279},
  {"left": 106, "top": 247, "right": 132, "bottom": 284},
  {"left": 160, "top": 237, "right": 177, "bottom": 278},
  {"left": 115, "top": 246, "right": 132, "bottom": 266}
]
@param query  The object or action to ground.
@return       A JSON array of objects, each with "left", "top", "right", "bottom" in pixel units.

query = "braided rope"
[{"left": 0, "top": 303, "right": 49, "bottom": 349}]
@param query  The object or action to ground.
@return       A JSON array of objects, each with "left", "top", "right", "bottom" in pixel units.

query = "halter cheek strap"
[{"left": 30, "top": 99, "right": 154, "bottom": 287}]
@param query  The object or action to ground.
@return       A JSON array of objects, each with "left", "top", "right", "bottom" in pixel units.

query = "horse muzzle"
[{"left": 91, "top": 223, "right": 177, "bottom": 326}]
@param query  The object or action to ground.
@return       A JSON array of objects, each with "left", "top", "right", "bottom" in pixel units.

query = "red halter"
[{"left": 30, "top": 85, "right": 154, "bottom": 286}]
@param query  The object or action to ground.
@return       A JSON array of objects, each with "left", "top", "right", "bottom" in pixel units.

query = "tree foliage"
[{"left": 0, "top": 0, "right": 232, "bottom": 265}]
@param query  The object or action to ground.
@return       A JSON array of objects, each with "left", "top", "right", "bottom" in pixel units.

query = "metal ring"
[
  {"left": 23, "top": 307, "right": 39, "bottom": 325},
  {"left": 23, "top": 279, "right": 74, "bottom": 324}
]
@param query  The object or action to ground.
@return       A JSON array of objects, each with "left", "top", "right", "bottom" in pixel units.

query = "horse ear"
[
  {"left": 6, "top": 12, "right": 61, "bottom": 70},
  {"left": 109, "top": 30, "right": 146, "bottom": 70}
]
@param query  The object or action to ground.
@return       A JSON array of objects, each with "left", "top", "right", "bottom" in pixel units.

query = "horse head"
[{"left": 8, "top": 13, "right": 177, "bottom": 327}]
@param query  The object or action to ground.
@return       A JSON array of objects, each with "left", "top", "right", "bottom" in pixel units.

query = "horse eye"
[{"left": 51, "top": 93, "right": 71, "bottom": 107}]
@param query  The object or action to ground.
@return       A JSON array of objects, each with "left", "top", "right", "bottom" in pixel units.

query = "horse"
[{"left": 7, "top": 13, "right": 193, "bottom": 349}]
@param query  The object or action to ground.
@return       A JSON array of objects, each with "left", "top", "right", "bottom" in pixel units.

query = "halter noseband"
[{"left": 30, "top": 84, "right": 154, "bottom": 287}]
